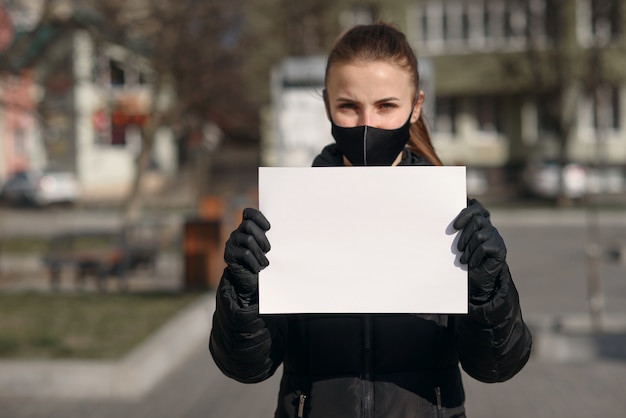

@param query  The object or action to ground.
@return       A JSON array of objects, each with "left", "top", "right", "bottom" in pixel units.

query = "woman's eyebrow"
[
  {"left": 335, "top": 96, "right": 357, "bottom": 103},
  {"left": 334, "top": 96, "right": 401, "bottom": 103},
  {"left": 375, "top": 97, "right": 401, "bottom": 104}
]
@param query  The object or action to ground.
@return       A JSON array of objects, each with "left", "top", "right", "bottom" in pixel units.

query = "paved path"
[
  {"left": 1, "top": 208, "right": 626, "bottom": 417},
  {"left": 1, "top": 344, "right": 625, "bottom": 418}
]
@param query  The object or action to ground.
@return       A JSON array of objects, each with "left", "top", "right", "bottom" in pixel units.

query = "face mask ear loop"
[
  {"left": 323, "top": 89, "right": 333, "bottom": 122},
  {"left": 410, "top": 95, "right": 419, "bottom": 122},
  {"left": 363, "top": 125, "right": 368, "bottom": 166}
]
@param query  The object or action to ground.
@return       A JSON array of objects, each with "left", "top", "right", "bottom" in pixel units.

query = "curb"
[{"left": 0, "top": 293, "right": 215, "bottom": 399}]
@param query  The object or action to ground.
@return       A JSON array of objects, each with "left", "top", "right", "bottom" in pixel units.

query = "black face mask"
[{"left": 330, "top": 109, "right": 414, "bottom": 166}]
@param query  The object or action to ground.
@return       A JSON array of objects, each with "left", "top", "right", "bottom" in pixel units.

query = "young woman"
[{"left": 210, "top": 22, "right": 532, "bottom": 418}]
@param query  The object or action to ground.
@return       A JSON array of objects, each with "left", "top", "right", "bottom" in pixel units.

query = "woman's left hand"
[{"left": 453, "top": 199, "right": 507, "bottom": 303}]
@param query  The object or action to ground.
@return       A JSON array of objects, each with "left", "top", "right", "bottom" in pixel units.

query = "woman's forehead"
[{"left": 325, "top": 60, "right": 415, "bottom": 97}]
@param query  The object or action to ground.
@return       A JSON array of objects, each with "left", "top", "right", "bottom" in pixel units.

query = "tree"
[
  {"left": 238, "top": 0, "right": 356, "bottom": 115},
  {"left": 84, "top": 0, "right": 373, "bottom": 222},
  {"left": 83, "top": 0, "right": 258, "bottom": 223}
]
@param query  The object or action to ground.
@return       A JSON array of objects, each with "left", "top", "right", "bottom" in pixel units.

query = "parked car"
[
  {"left": 523, "top": 161, "right": 588, "bottom": 199},
  {"left": 466, "top": 168, "right": 488, "bottom": 195},
  {"left": 586, "top": 167, "right": 626, "bottom": 194},
  {"left": 0, "top": 169, "right": 80, "bottom": 207}
]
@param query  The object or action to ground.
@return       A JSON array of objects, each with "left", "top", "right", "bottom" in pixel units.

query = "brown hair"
[{"left": 325, "top": 22, "right": 442, "bottom": 166}]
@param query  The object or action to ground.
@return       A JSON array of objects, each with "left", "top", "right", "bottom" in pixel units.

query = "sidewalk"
[{"left": 0, "top": 294, "right": 214, "bottom": 399}]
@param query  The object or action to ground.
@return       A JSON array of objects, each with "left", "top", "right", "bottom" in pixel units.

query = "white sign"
[{"left": 258, "top": 166, "right": 468, "bottom": 314}]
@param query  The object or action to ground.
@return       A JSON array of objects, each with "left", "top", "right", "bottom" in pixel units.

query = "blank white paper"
[{"left": 258, "top": 166, "right": 468, "bottom": 314}]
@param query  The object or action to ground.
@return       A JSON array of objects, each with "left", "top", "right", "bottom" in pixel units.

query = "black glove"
[
  {"left": 224, "top": 208, "right": 271, "bottom": 296},
  {"left": 453, "top": 199, "right": 506, "bottom": 304}
]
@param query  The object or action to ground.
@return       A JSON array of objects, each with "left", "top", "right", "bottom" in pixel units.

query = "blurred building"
[
  {"left": 0, "top": 5, "right": 42, "bottom": 183},
  {"left": 0, "top": 4, "right": 177, "bottom": 201},
  {"left": 404, "top": 0, "right": 626, "bottom": 197},
  {"left": 264, "top": 0, "right": 626, "bottom": 198}
]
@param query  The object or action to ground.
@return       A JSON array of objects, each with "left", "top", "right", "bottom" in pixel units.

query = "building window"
[
  {"left": 592, "top": 84, "right": 620, "bottom": 131},
  {"left": 107, "top": 59, "right": 148, "bottom": 87},
  {"left": 579, "top": 0, "right": 621, "bottom": 45},
  {"left": 505, "top": 1, "right": 528, "bottom": 43},
  {"left": 466, "top": 1, "right": 486, "bottom": 47},
  {"left": 536, "top": 95, "right": 560, "bottom": 135},
  {"left": 416, "top": 0, "right": 555, "bottom": 53},
  {"left": 110, "top": 111, "right": 148, "bottom": 146},
  {"left": 110, "top": 60, "right": 125, "bottom": 86},
  {"left": 111, "top": 121, "right": 127, "bottom": 146},
  {"left": 434, "top": 97, "right": 457, "bottom": 135},
  {"left": 590, "top": 0, "right": 621, "bottom": 43},
  {"left": 484, "top": 1, "right": 505, "bottom": 43},
  {"left": 541, "top": 0, "right": 558, "bottom": 44},
  {"left": 421, "top": 1, "right": 445, "bottom": 50},
  {"left": 443, "top": 2, "right": 465, "bottom": 44},
  {"left": 472, "top": 95, "right": 503, "bottom": 133}
]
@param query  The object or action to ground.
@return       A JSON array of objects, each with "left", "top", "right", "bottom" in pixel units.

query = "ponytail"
[{"left": 408, "top": 113, "right": 442, "bottom": 166}]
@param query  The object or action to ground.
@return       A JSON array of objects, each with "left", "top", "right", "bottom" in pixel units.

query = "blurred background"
[{"left": 1, "top": 0, "right": 626, "bottom": 417}]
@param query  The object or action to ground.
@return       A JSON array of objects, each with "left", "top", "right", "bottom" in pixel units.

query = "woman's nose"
[{"left": 358, "top": 110, "right": 373, "bottom": 127}]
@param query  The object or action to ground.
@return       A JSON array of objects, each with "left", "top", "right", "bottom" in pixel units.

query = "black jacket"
[{"left": 210, "top": 144, "right": 532, "bottom": 417}]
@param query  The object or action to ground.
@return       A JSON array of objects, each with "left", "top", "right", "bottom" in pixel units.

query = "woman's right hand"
[{"left": 224, "top": 208, "right": 271, "bottom": 295}]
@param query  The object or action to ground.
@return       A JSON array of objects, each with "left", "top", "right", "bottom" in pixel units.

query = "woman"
[{"left": 210, "top": 22, "right": 532, "bottom": 418}]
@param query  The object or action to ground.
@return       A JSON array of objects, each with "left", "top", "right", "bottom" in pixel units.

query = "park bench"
[{"left": 42, "top": 227, "right": 158, "bottom": 291}]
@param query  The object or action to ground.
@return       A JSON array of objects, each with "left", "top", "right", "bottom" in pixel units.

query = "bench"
[{"left": 42, "top": 228, "right": 158, "bottom": 291}]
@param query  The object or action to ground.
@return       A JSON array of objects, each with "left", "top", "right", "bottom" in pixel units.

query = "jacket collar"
[{"left": 311, "top": 143, "right": 431, "bottom": 167}]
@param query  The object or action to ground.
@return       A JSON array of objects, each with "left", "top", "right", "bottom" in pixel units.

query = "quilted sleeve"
[
  {"left": 209, "top": 268, "right": 287, "bottom": 383},
  {"left": 454, "top": 263, "right": 533, "bottom": 383}
]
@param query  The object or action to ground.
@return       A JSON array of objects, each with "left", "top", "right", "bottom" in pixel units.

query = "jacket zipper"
[
  {"left": 435, "top": 386, "right": 443, "bottom": 418},
  {"left": 297, "top": 393, "right": 307, "bottom": 418},
  {"left": 362, "top": 315, "right": 373, "bottom": 418}
]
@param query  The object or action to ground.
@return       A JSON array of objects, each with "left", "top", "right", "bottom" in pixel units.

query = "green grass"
[
  {"left": 0, "top": 292, "right": 200, "bottom": 359},
  {"left": 0, "top": 237, "right": 49, "bottom": 254}
]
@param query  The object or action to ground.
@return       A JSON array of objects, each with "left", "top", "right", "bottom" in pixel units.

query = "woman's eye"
[
  {"left": 379, "top": 103, "right": 397, "bottom": 109},
  {"left": 339, "top": 103, "right": 357, "bottom": 110}
]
